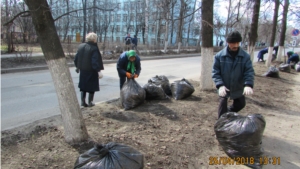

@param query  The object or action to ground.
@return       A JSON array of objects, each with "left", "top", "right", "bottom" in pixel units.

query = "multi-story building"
[{"left": 52, "top": 0, "right": 198, "bottom": 46}]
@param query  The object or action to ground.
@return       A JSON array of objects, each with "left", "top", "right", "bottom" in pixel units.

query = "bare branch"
[{"left": 3, "top": 11, "right": 31, "bottom": 26}]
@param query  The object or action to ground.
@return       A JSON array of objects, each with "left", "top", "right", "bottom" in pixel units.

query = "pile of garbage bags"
[
  {"left": 74, "top": 142, "right": 144, "bottom": 169},
  {"left": 143, "top": 79, "right": 169, "bottom": 100},
  {"left": 121, "top": 79, "right": 146, "bottom": 110},
  {"left": 170, "top": 78, "right": 195, "bottom": 100},
  {"left": 263, "top": 66, "right": 279, "bottom": 78},
  {"left": 278, "top": 63, "right": 291, "bottom": 73},
  {"left": 121, "top": 75, "right": 195, "bottom": 110},
  {"left": 214, "top": 112, "right": 266, "bottom": 169}
]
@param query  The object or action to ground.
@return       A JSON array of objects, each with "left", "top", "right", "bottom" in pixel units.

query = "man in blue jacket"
[
  {"left": 212, "top": 31, "right": 255, "bottom": 118},
  {"left": 117, "top": 50, "right": 141, "bottom": 89}
]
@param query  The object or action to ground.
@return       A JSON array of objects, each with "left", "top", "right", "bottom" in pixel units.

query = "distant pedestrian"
[
  {"left": 212, "top": 31, "right": 254, "bottom": 119},
  {"left": 124, "top": 34, "right": 132, "bottom": 51},
  {"left": 131, "top": 35, "right": 138, "bottom": 50},
  {"left": 219, "top": 40, "right": 224, "bottom": 47},
  {"left": 257, "top": 46, "right": 278, "bottom": 62},
  {"left": 116, "top": 50, "right": 141, "bottom": 89},
  {"left": 74, "top": 32, "right": 104, "bottom": 107}
]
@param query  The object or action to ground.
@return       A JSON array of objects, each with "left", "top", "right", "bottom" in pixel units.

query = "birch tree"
[
  {"left": 277, "top": 0, "right": 289, "bottom": 62},
  {"left": 24, "top": 0, "right": 89, "bottom": 144},
  {"left": 248, "top": 0, "right": 261, "bottom": 61},
  {"left": 200, "top": 0, "right": 214, "bottom": 90},
  {"left": 266, "top": 0, "right": 280, "bottom": 67}
]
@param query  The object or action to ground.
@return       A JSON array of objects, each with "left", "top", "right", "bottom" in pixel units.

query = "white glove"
[
  {"left": 98, "top": 71, "right": 103, "bottom": 79},
  {"left": 243, "top": 86, "right": 253, "bottom": 95},
  {"left": 218, "top": 86, "right": 229, "bottom": 97}
]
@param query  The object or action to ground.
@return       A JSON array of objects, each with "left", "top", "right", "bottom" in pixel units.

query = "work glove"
[
  {"left": 134, "top": 74, "right": 139, "bottom": 78},
  {"left": 243, "top": 86, "right": 253, "bottom": 95},
  {"left": 75, "top": 68, "right": 79, "bottom": 73},
  {"left": 98, "top": 71, "right": 103, "bottom": 79},
  {"left": 126, "top": 72, "right": 133, "bottom": 79},
  {"left": 218, "top": 86, "right": 229, "bottom": 97}
]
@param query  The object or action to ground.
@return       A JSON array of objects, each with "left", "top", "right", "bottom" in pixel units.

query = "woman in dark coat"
[{"left": 74, "top": 32, "right": 104, "bottom": 107}]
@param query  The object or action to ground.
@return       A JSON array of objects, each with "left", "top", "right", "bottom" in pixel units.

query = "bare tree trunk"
[
  {"left": 145, "top": 0, "right": 149, "bottom": 47},
  {"left": 266, "top": 0, "right": 280, "bottom": 67},
  {"left": 277, "top": 0, "right": 289, "bottom": 62},
  {"left": 82, "top": 0, "right": 87, "bottom": 42},
  {"left": 248, "top": 0, "right": 261, "bottom": 61},
  {"left": 177, "top": 0, "right": 184, "bottom": 53},
  {"left": 93, "top": 0, "right": 97, "bottom": 33},
  {"left": 24, "top": 0, "right": 89, "bottom": 144},
  {"left": 200, "top": 0, "right": 214, "bottom": 90},
  {"left": 164, "top": 13, "right": 169, "bottom": 53}
]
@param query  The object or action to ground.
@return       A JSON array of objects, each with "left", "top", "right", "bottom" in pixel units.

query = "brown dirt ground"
[{"left": 1, "top": 61, "right": 300, "bottom": 169}]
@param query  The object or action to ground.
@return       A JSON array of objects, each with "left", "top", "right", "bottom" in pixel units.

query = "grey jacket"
[{"left": 212, "top": 47, "right": 254, "bottom": 99}]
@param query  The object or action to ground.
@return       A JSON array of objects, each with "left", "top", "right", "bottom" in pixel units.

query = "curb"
[{"left": 1, "top": 53, "right": 200, "bottom": 74}]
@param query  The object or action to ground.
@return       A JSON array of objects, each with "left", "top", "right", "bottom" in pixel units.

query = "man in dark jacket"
[
  {"left": 287, "top": 52, "right": 299, "bottom": 64},
  {"left": 131, "top": 35, "right": 138, "bottom": 50},
  {"left": 257, "top": 46, "right": 278, "bottom": 62},
  {"left": 74, "top": 32, "right": 104, "bottom": 107},
  {"left": 212, "top": 31, "right": 255, "bottom": 118},
  {"left": 116, "top": 50, "right": 141, "bottom": 89},
  {"left": 124, "top": 34, "right": 132, "bottom": 51}
]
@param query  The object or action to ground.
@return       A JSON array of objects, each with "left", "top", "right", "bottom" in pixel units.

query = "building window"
[
  {"left": 151, "top": 25, "right": 156, "bottom": 33},
  {"left": 110, "top": 14, "right": 114, "bottom": 22},
  {"left": 123, "top": 14, "right": 127, "bottom": 22},
  {"left": 151, "top": 38, "right": 155, "bottom": 45},
  {"left": 137, "top": 13, "right": 142, "bottom": 21},
  {"left": 116, "top": 14, "right": 121, "bottom": 22},
  {"left": 124, "top": 2, "right": 129, "bottom": 10},
  {"left": 129, "top": 25, "right": 134, "bottom": 32},
  {"left": 116, "top": 25, "right": 120, "bottom": 32},
  {"left": 130, "top": 13, "right": 135, "bottom": 21},
  {"left": 117, "top": 3, "right": 121, "bottom": 9}
]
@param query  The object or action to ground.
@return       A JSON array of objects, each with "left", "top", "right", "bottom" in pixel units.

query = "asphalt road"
[
  {"left": 1, "top": 56, "right": 202, "bottom": 131},
  {"left": 1, "top": 47, "right": 299, "bottom": 131}
]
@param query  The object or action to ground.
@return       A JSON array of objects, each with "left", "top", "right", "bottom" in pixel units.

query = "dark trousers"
[{"left": 218, "top": 95, "right": 246, "bottom": 118}]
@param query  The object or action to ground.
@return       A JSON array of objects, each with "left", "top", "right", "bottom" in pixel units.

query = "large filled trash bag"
[
  {"left": 278, "top": 63, "right": 291, "bottom": 73},
  {"left": 262, "top": 66, "right": 279, "bottom": 78},
  {"left": 214, "top": 112, "right": 266, "bottom": 169},
  {"left": 149, "top": 75, "right": 172, "bottom": 95},
  {"left": 121, "top": 79, "right": 146, "bottom": 110},
  {"left": 74, "top": 142, "right": 144, "bottom": 169},
  {"left": 296, "top": 63, "right": 300, "bottom": 72},
  {"left": 170, "top": 78, "right": 195, "bottom": 100},
  {"left": 143, "top": 80, "right": 169, "bottom": 100}
]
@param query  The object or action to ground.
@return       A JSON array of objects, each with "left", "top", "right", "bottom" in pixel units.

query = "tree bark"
[
  {"left": 24, "top": 0, "right": 89, "bottom": 144},
  {"left": 266, "top": 0, "right": 280, "bottom": 67},
  {"left": 248, "top": 0, "right": 261, "bottom": 61},
  {"left": 277, "top": 0, "right": 289, "bottom": 62},
  {"left": 200, "top": 0, "right": 214, "bottom": 90},
  {"left": 176, "top": 0, "right": 185, "bottom": 53}
]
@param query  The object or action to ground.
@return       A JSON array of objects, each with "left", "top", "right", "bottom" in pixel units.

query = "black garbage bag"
[
  {"left": 170, "top": 78, "right": 195, "bottom": 100},
  {"left": 262, "top": 66, "right": 279, "bottom": 78},
  {"left": 74, "top": 142, "right": 144, "bottom": 169},
  {"left": 143, "top": 80, "right": 169, "bottom": 100},
  {"left": 121, "top": 79, "right": 146, "bottom": 110},
  {"left": 150, "top": 75, "right": 172, "bottom": 95},
  {"left": 296, "top": 63, "right": 300, "bottom": 72},
  {"left": 278, "top": 63, "right": 291, "bottom": 73},
  {"left": 214, "top": 112, "right": 266, "bottom": 169}
]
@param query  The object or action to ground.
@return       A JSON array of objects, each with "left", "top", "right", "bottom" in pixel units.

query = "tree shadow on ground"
[
  {"left": 261, "top": 135, "right": 300, "bottom": 169},
  {"left": 246, "top": 97, "right": 300, "bottom": 116}
]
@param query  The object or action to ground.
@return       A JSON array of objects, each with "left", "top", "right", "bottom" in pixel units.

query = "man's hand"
[
  {"left": 126, "top": 72, "right": 133, "bottom": 78},
  {"left": 219, "top": 86, "right": 229, "bottom": 97},
  {"left": 75, "top": 68, "right": 79, "bottom": 73},
  {"left": 134, "top": 74, "right": 138, "bottom": 78},
  {"left": 243, "top": 86, "right": 253, "bottom": 95}
]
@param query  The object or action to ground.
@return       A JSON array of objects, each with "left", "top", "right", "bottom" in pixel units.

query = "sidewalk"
[{"left": 1, "top": 53, "right": 201, "bottom": 74}]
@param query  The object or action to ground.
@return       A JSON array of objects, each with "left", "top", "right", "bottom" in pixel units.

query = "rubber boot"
[
  {"left": 81, "top": 92, "right": 88, "bottom": 107},
  {"left": 88, "top": 93, "right": 95, "bottom": 107}
]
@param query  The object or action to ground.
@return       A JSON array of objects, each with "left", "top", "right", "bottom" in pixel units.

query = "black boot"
[
  {"left": 81, "top": 92, "right": 88, "bottom": 107},
  {"left": 88, "top": 93, "right": 95, "bottom": 107}
]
